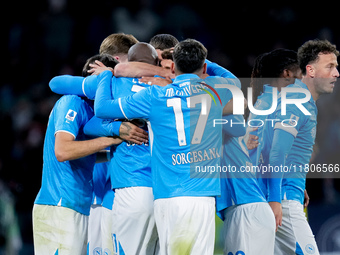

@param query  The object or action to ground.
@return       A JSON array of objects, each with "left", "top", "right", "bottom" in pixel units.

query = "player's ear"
[
  {"left": 171, "top": 62, "right": 175, "bottom": 74},
  {"left": 202, "top": 63, "right": 207, "bottom": 74},
  {"left": 306, "top": 64, "right": 315, "bottom": 78},
  {"left": 282, "top": 69, "right": 290, "bottom": 78}
]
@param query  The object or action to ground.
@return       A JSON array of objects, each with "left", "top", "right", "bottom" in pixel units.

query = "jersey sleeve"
[
  {"left": 83, "top": 75, "right": 99, "bottom": 100},
  {"left": 94, "top": 70, "right": 152, "bottom": 120},
  {"left": 83, "top": 116, "right": 122, "bottom": 138},
  {"left": 49, "top": 75, "right": 98, "bottom": 100},
  {"left": 49, "top": 75, "right": 86, "bottom": 97},
  {"left": 205, "top": 59, "right": 241, "bottom": 89},
  {"left": 94, "top": 71, "right": 125, "bottom": 119},
  {"left": 222, "top": 114, "right": 246, "bottom": 137},
  {"left": 118, "top": 85, "right": 152, "bottom": 120},
  {"left": 267, "top": 128, "right": 295, "bottom": 202},
  {"left": 273, "top": 95, "right": 307, "bottom": 138},
  {"left": 54, "top": 96, "right": 87, "bottom": 138}
]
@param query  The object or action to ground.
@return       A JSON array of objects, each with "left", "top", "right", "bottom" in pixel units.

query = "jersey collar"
[
  {"left": 263, "top": 84, "right": 278, "bottom": 94},
  {"left": 173, "top": 74, "right": 201, "bottom": 86},
  {"left": 293, "top": 79, "right": 316, "bottom": 105}
]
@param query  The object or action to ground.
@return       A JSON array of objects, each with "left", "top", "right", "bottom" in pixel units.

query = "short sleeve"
[{"left": 54, "top": 96, "right": 88, "bottom": 138}]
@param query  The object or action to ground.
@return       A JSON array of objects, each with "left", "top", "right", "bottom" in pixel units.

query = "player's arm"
[
  {"left": 94, "top": 70, "right": 127, "bottom": 119},
  {"left": 84, "top": 116, "right": 148, "bottom": 144},
  {"left": 138, "top": 76, "right": 173, "bottom": 87},
  {"left": 54, "top": 131, "right": 122, "bottom": 162},
  {"left": 95, "top": 70, "right": 152, "bottom": 120},
  {"left": 49, "top": 75, "right": 86, "bottom": 96},
  {"left": 268, "top": 95, "right": 303, "bottom": 202},
  {"left": 268, "top": 128, "right": 295, "bottom": 231},
  {"left": 206, "top": 59, "right": 241, "bottom": 87},
  {"left": 49, "top": 75, "right": 98, "bottom": 99},
  {"left": 304, "top": 189, "right": 310, "bottom": 208},
  {"left": 222, "top": 114, "right": 246, "bottom": 137},
  {"left": 222, "top": 98, "right": 247, "bottom": 115},
  {"left": 114, "top": 62, "right": 175, "bottom": 79},
  {"left": 83, "top": 116, "right": 121, "bottom": 138}
]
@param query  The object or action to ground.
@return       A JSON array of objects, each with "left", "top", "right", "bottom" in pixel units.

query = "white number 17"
[{"left": 167, "top": 94, "right": 212, "bottom": 146}]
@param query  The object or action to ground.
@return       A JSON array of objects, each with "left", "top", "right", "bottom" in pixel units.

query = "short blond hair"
[{"left": 99, "top": 33, "right": 139, "bottom": 56}]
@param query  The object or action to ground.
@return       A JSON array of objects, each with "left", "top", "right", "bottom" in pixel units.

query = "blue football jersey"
[
  {"left": 34, "top": 95, "right": 95, "bottom": 215},
  {"left": 94, "top": 71, "right": 235, "bottom": 199},
  {"left": 80, "top": 75, "right": 152, "bottom": 190},
  {"left": 272, "top": 79, "right": 317, "bottom": 204},
  {"left": 92, "top": 161, "right": 110, "bottom": 205},
  {"left": 247, "top": 85, "right": 279, "bottom": 197},
  {"left": 216, "top": 115, "right": 266, "bottom": 221},
  {"left": 110, "top": 76, "right": 152, "bottom": 189}
]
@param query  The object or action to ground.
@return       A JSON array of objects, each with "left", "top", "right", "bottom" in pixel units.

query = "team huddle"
[{"left": 32, "top": 33, "right": 339, "bottom": 255}]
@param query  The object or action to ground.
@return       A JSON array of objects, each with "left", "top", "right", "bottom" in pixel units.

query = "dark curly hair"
[
  {"left": 250, "top": 48, "right": 299, "bottom": 107},
  {"left": 298, "top": 39, "right": 339, "bottom": 75}
]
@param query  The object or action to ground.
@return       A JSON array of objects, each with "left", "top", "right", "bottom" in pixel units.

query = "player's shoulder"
[
  {"left": 205, "top": 76, "right": 237, "bottom": 84},
  {"left": 282, "top": 79, "right": 311, "bottom": 99},
  {"left": 58, "top": 95, "right": 83, "bottom": 104},
  {"left": 57, "top": 95, "right": 93, "bottom": 112},
  {"left": 205, "top": 76, "right": 241, "bottom": 89},
  {"left": 116, "top": 76, "right": 151, "bottom": 88},
  {"left": 114, "top": 76, "right": 134, "bottom": 84}
]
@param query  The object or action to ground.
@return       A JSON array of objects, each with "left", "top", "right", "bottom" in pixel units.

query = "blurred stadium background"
[{"left": 2, "top": 1, "right": 340, "bottom": 254}]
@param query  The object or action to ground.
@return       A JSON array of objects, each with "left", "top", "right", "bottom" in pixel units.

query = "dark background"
[{"left": 2, "top": 1, "right": 340, "bottom": 254}]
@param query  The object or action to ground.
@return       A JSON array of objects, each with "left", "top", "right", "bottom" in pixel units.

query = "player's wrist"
[
  {"left": 110, "top": 121, "right": 122, "bottom": 137},
  {"left": 268, "top": 197, "right": 282, "bottom": 203}
]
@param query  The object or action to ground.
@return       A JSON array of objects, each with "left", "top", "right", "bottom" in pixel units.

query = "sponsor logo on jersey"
[{"left": 65, "top": 109, "right": 77, "bottom": 122}]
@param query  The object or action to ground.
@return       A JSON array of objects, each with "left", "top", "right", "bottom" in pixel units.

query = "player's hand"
[
  {"left": 119, "top": 122, "right": 148, "bottom": 145},
  {"left": 246, "top": 134, "right": 259, "bottom": 150},
  {"left": 243, "top": 127, "right": 259, "bottom": 150},
  {"left": 139, "top": 76, "right": 172, "bottom": 87},
  {"left": 269, "top": 201, "right": 282, "bottom": 232},
  {"left": 88, "top": 60, "right": 114, "bottom": 75},
  {"left": 304, "top": 189, "right": 310, "bottom": 208}
]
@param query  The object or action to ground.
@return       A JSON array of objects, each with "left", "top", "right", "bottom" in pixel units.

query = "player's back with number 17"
[{"left": 150, "top": 73, "right": 235, "bottom": 199}]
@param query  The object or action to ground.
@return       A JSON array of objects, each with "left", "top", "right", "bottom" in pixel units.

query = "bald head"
[{"left": 128, "top": 42, "right": 159, "bottom": 66}]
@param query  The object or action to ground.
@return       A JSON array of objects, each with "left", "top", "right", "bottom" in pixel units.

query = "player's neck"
[
  {"left": 271, "top": 79, "right": 286, "bottom": 92},
  {"left": 174, "top": 71, "right": 204, "bottom": 78},
  {"left": 301, "top": 76, "right": 319, "bottom": 101}
]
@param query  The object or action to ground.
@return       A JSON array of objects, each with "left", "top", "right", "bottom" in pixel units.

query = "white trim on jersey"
[
  {"left": 147, "top": 121, "right": 154, "bottom": 155},
  {"left": 274, "top": 122, "right": 298, "bottom": 137},
  {"left": 131, "top": 85, "right": 146, "bottom": 93},
  {"left": 54, "top": 130, "right": 76, "bottom": 139},
  {"left": 118, "top": 98, "right": 129, "bottom": 119},
  {"left": 82, "top": 77, "right": 88, "bottom": 98}
]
